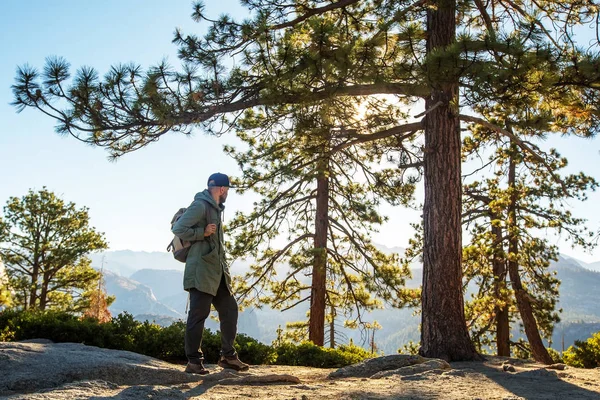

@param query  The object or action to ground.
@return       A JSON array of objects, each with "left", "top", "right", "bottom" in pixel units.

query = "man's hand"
[{"left": 204, "top": 223, "right": 217, "bottom": 237}]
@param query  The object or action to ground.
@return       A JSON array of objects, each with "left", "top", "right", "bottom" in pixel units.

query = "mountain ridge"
[{"left": 93, "top": 249, "right": 600, "bottom": 353}]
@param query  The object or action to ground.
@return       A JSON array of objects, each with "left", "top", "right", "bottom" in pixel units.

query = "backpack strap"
[
  {"left": 202, "top": 200, "right": 216, "bottom": 252},
  {"left": 205, "top": 200, "right": 210, "bottom": 226}
]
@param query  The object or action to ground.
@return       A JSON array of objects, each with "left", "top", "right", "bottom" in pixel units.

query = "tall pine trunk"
[
  {"left": 29, "top": 262, "right": 39, "bottom": 310},
  {"left": 28, "top": 231, "right": 43, "bottom": 310},
  {"left": 420, "top": 0, "right": 480, "bottom": 361},
  {"left": 507, "top": 145, "right": 553, "bottom": 364},
  {"left": 39, "top": 271, "right": 50, "bottom": 310},
  {"left": 29, "top": 256, "right": 41, "bottom": 309},
  {"left": 329, "top": 303, "right": 336, "bottom": 348},
  {"left": 491, "top": 222, "right": 510, "bottom": 356},
  {"left": 309, "top": 164, "right": 329, "bottom": 346}
]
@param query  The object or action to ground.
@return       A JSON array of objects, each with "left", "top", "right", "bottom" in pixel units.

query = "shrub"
[
  {"left": 398, "top": 340, "right": 420, "bottom": 355},
  {"left": 235, "top": 332, "right": 277, "bottom": 365},
  {"left": 563, "top": 332, "right": 600, "bottom": 368},
  {"left": 0, "top": 309, "right": 372, "bottom": 368},
  {"left": 274, "top": 341, "right": 372, "bottom": 368},
  {"left": 156, "top": 320, "right": 187, "bottom": 360},
  {"left": 0, "top": 309, "right": 108, "bottom": 346},
  {"left": 198, "top": 328, "right": 222, "bottom": 363},
  {"left": 0, "top": 309, "right": 191, "bottom": 361},
  {"left": 547, "top": 347, "right": 563, "bottom": 364},
  {"left": 511, "top": 339, "right": 531, "bottom": 360}
]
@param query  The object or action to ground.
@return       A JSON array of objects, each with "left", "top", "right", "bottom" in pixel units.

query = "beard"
[{"left": 219, "top": 193, "right": 228, "bottom": 204}]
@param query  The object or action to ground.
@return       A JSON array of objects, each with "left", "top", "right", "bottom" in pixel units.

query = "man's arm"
[{"left": 172, "top": 200, "right": 206, "bottom": 241}]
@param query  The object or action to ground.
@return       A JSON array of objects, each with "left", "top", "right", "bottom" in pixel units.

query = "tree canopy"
[
  {"left": 12, "top": 0, "right": 600, "bottom": 360},
  {"left": 0, "top": 188, "right": 108, "bottom": 312},
  {"left": 226, "top": 97, "right": 420, "bottom": 344}
]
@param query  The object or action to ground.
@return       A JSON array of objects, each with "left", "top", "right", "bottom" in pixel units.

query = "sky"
[{"left": 1, "top": 1, "right": 599, "bottom": 263}]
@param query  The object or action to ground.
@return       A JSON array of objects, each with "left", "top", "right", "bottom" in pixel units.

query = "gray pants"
[{"left": 185, "top": 277, "right": 238, "bottom": 364}]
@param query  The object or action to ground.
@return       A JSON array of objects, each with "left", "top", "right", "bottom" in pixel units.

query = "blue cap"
[{"left": 207, "top": 172, "right": 231, "bottom": 187}]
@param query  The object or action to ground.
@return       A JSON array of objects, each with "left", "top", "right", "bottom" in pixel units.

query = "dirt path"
[
  {"left": 181, "top": 358, "right": 600, "bottom": 400},
  {"left": 8, "top": 356, "right": 600, "bottom": 399}
]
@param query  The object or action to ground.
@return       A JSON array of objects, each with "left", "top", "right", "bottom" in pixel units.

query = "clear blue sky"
[{"left": 1, "top": 1, "right": 598, "bottom": 263}]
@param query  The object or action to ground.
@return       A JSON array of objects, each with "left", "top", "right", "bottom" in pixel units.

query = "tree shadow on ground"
[
  {"left": 88, "top": 379, "right": 220, "bottom": 399},
  {"left": 465, "top": 362, "right": 600, "bottom": 400},
  {"left": 336, "top": 361, "right": 600, "bottom": 400}
]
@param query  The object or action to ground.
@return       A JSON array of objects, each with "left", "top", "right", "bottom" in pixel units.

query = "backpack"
[
  {"left": 167, "top": 208, "right": 191, "bottom": 262},
  {"left": 167, "top": 204, "right": 209, "bottom": 263}
]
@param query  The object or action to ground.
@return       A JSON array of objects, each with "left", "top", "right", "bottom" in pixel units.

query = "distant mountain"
[
  {"left": 130, "top": 269, "right": 183, "bottom": 300},
  {"left": 91, "top": 246, "right": 410, "bottom": 278},
  {"left": 90, "top": 250, "right": 183, "bottom": 277},
  {"left": 555, "top": 255, "right": 600, "bottom": 322},
  {"left": 113, "top": 268, "right": 262, "bottom": 336},
  {"left": 159, "top": 292, "right": 187, "bottom": 316},
  {"left": 579, "top": 260, "right": 600, "bottom": 273},
  {"left": 95, "top": 249, "right": 600, "bottom": 353},
  {"left": 375, "top": 244, "right": 407, "bottom": 255},
  {"left": 548, "top": 255, "right": 600, "bottom": 351},
  {"left": 133, "top": 314, "right": 181, "bottom": 327},
  {"left": 103, "top": 270, "right": 183, "bottom": 320}
]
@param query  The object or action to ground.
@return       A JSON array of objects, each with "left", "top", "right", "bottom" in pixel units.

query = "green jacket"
[{"left": 172, "top": 190, "right": 231, "bottom": 296}]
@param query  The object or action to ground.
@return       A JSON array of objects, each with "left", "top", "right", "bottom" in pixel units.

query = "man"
[{"left": 172, "top": 172, "right": 249, "bottom": 374}]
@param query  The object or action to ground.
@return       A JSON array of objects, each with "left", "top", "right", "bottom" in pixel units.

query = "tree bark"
[
  {"left": 309, "top": 165, "right": 329, "bottom": 346},
  {"left": 491, "top": 223, "right": 510, "bottom": 357},
  {"left": 29, "top": 262, "right": 39, "bottom": 310},
  {"left": 507, "top": 147, "right": 553, "bottom": 364},
  {"left": 329, "top": 303, "right": 335, "bottom": 348},
  {"left": 420, "top": 0, "right": 481, "bottom": 361},
  {"left": 39, "top": 271, "right": 50, "bottom": 310}
]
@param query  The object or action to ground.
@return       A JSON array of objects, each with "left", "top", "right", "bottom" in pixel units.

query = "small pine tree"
[
  {"left": 0, "top": 188, "right": 108, "bottom": 312},
  {"left": 82, "top": 269, "right": 114, "bottom": 323},
  {"left": 0, "top": 256, "right": 12, "bottom": 310}
]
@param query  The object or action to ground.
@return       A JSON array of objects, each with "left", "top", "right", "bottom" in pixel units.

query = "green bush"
[
  {"left": 398, "top": 340, "right": 420, "bottom": 355},
  {"left": 0, "top": 309, "right": 371, "bottom": 367},
  {"left": 236, "top": 332, "right": 277, "bottom": 365},
  {"left": 156, "top": 321, "right": 187, "bottom": 360},
  {"left": 547, "top": 347, "right": 563, "bottom": 364},
  {"left": 274, "top": 341, "right": 372, "bottom": 368},
  {"left": 0, "top": 310, "right": 186, "bottom": 359},
  {"left": 0, "top": 309, "right": 109, "bottom": 346},
  {"left": 512, "top": 339, "right": 532, "bottom": 360},
  {"left": 563, "top": 332, "right": 600, "bottom": 368}
]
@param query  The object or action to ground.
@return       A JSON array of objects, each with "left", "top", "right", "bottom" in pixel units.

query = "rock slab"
[
  {"left": 0, "top": 341, "right": 198, "bottom": 396},
  {"left": 328, "top": 354, "right": 426, "bottom": 378}
]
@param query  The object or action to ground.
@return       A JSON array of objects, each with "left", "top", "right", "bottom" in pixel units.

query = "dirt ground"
[
  {"left": 10, "top": 356, "right": 600, "bottom": 400},
  {"left": 182, "top": 357, "right": 600, "bottom": 400}
]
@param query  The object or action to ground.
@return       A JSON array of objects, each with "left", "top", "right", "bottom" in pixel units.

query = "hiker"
[{"left": 172, "top": 172, "right": 249, "bottom": 374}]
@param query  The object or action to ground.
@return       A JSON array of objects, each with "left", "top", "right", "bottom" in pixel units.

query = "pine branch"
[
  {"left": 498, "top": 0, "right": 562, "bottom": 50},
  {"left": 328, "top": 250, "right": 364, "bottom": 322},
  {"left": 279, "top": 295, "right": 311, "bottom": 312},
  {"left": 330, "top": 122, "right": 422, "bottom": 154},
  {"left": 238, "top": 233, "right": 313, "bottom": 300},
  {"left": 472, "top": 0, "right": 497, "bottom": 42},
  {"left": 460, "top": 114, "right": 545, "bottom": 163},
  {"left": 270, "top": 0, "right": 361, "bottom": 30},
  {"left": 463, "top": 156, "right": 497, "bottom": 179}
]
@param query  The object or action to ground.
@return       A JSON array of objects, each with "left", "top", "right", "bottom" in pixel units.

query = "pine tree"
[
  {"left": 12, "top": 0, "right": 600, "bottom": 360},
  {"left": 82, "top": 266, "right": 114, "bottom": 323},
  {"left": 227, "top": 98, "right": 420, "bottom": 346},
  {"left": 462, "top": 116, "right": 598, "bottom": 362},
  {"left": 0, "top": 256, "right": 12, "bottom": 310},
  {"left": 0, "top": 188, "right": 108, "bottom": 312}
]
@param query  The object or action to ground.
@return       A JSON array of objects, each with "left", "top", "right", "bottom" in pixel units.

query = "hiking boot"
[
  {"left": 185, "top": 362, "right": 209, "bottom": 375},
  {"left": 218, "top": 355, "right": 250, "bottom": 371}
]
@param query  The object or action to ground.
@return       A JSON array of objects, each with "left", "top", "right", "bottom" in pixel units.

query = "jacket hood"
[{"left": 195, "top": 189, "right": 225, "bottom": 211}]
